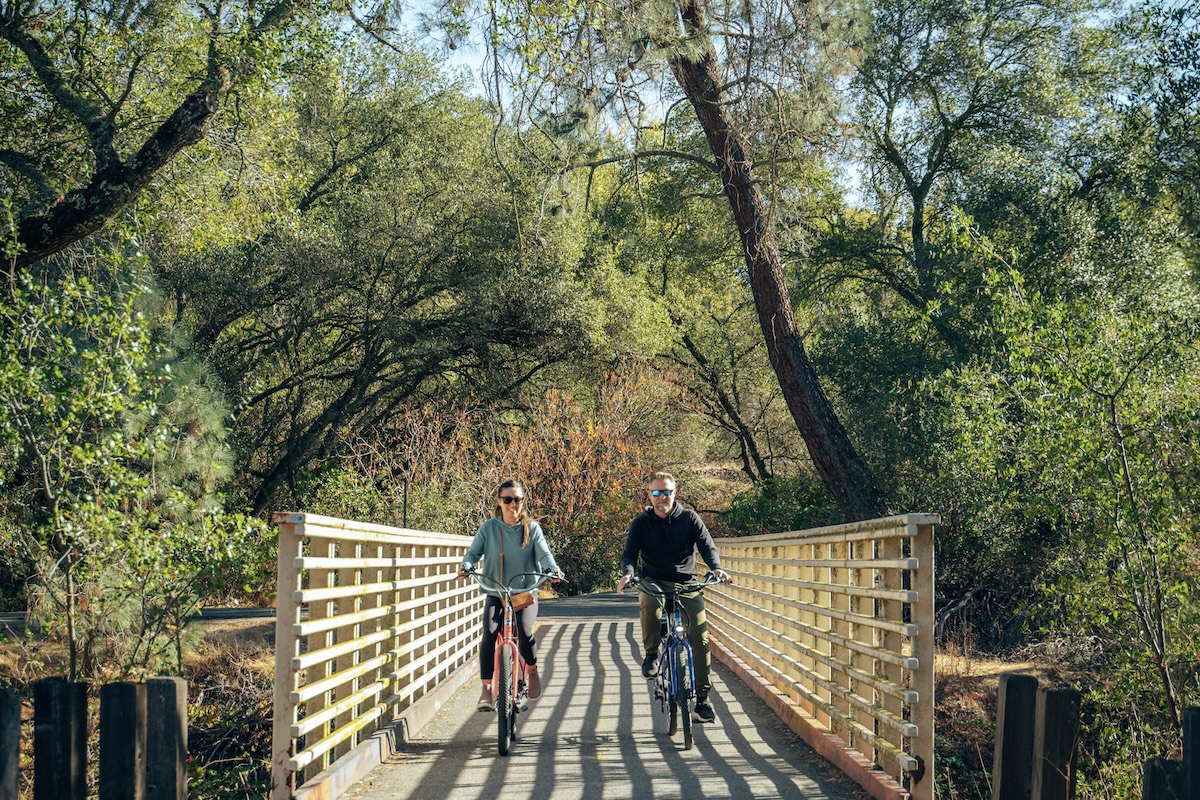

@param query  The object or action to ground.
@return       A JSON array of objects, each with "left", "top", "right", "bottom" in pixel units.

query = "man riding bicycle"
[{"left": 617, "top": 471, "right": 731, "bottom": 723}]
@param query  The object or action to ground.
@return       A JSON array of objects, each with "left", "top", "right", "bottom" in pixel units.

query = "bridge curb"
[
  {"left": 712, "top": 642, "right": 909, "bottom": 800},
  {"left": 291, "top": 661, "right": 477, "bottom": 800}
]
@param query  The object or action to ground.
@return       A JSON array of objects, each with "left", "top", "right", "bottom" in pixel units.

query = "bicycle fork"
[{"left": 657, "top": 610, "right": 696, "bottom": 703}]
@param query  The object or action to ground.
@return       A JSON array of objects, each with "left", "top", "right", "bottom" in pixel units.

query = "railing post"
[
  {"left": 0, "top": 689, "right": 20, "bottom": 800},
  {"left": 1032, "top": 686, "right": 1080, "bottom": 799},
  {"left": 100, "top": 681, "right": 147, "bottom": 800},
  {"left": 992, "top": 673, "right": 1039, "bottom": 800},
  {"left": 34, "top": 677, "right": 88, "bottom": 800},
  {"left": 146, "top": 677, "right": 188, "bottom": 800},
  {"left": 1143, "top": 757, "right": 1183, "bottom": 800},
  {"left": 272, "top": 513, "right": 305, "bottom": 800},
  {"left": 1185, "top": 707, "right": 1198, "bottom": 800},
  {"left": 909, "top": 520, "right": 936, "bottom": 800}
]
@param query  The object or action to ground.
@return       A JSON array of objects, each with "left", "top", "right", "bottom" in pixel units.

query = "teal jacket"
[{"left": 463, "top": 517, "right": 560, "bottom": 597}]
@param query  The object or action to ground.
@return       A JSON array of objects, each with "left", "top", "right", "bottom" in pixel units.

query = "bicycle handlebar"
[
  {"left": 628, "top": 571, "right": 726, "bottom": 598},
  {"left": 461, "top": 567, "right": 566, "bottom": 597}
]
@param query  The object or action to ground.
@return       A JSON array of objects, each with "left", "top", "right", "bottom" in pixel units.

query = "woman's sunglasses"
[{"left": 499, "top": 496, "right": 525, "bottom": 505}]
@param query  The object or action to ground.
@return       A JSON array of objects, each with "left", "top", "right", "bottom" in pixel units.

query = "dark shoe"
[
  {"left": 526, "top": 666, "right": 541, "bottom": 699},
  {"left": 641, "top": 652, "right": 659, "bottom": 678},
  {"left": 692, "top": 700, "right": 715, "bottom": 723},
  {"left": 516, "top": 682, "right": 529, "bottom": 711}
]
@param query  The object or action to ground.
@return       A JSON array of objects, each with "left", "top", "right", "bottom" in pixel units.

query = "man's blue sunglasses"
[{"left": 650, "top": 489, "right": 674, "bottom": 497}]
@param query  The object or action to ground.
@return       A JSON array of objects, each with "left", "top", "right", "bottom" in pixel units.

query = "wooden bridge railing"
[
  {"left": 705, "top": 513, "right": 938, "bottom": 800},
  {"left": 270, "top": 512, "right": 936, "bottom": 800},
  {"left": 270, "top": 513, "right": 481, "bottom": 800}
]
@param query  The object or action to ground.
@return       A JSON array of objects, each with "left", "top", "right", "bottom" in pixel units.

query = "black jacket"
[{"left": 620, "top": 502, "right": 722, "bottom": 583}]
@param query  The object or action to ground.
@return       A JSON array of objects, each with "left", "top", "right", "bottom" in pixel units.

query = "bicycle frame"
[
  {"left": 464, "top": 568, "right": 558, "bottom": 756},
  {"left": 632, "top": 572, "right": 721, "bottom": 750}
]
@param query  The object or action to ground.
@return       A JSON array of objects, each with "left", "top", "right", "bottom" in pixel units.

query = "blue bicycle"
[{"left": 630, "top": 572, "right": 723, "bottom": 750}]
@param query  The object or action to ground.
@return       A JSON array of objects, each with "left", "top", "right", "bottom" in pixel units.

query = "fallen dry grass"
[{"left": 933, "top": 642, "right": 1083, "bottom": 799}]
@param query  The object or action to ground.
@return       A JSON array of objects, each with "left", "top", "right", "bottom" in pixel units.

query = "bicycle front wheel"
[
  {"left": 497, "top": 644, "right": 515, "bottom": 756},
  {"left": 649, "top": 673, "right": 671, "bottom": 735},
  {"left": 676, "top": 647, "right": 693, "bottom": 749}
]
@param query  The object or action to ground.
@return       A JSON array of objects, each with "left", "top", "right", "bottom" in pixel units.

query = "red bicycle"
[{"left": 463, "top": 567, "right": 563, "bottom": 755}]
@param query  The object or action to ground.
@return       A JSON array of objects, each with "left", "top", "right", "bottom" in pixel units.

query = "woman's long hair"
[{"left": 494, "top": 478, "right": 531, "bottom": 547}]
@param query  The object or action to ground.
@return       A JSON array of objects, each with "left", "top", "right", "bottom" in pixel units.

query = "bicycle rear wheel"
[
  {"left": 676, "top": 647, "right": 693, "bottom": 749},
  {"left": 497, "top": 644, "right": 515, "bottom": 755}
]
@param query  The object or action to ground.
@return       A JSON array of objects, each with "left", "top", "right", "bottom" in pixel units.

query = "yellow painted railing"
[
  {"left": 268, "top": 512, "right": 937, "bottom": 800},
  {"left": 270, "top": 513, "right": 481, "bottom": 800},
  {"left": 706, "top": 513, "right": 938, "bottom": 800}
]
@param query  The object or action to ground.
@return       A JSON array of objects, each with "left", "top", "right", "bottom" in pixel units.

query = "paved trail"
[{"left": 342, "top": 592, "right": 871, "bottom": 800}]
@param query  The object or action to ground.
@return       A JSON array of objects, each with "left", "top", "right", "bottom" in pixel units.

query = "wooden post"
[
  {"left": 272, "top": 513, "right": 306, "bottom": 800},
  {"left": 100, "top": 681, "right": 147, "bottom": 800},
  {"left": 1184, "top": 707, "right": 1199, "bottom": 800},
  {"left": 34, "top": 677, "right": 88, "bottom": 800},
  {"left": 1032, "top": 686, "right": 1080, "bottom": 800},
  {"left": 146, "top": 678, "right": 188, "bottom": 800},
  {"left": 909, "top": 520, "right": 937, "bottom": 800},
  {"left": 0, "top": 689, "right": 20, "bottom": 800},
  {"left": 1143, "top": 757, "right": 1183, "bottom": 800},
  {"left": 992, "top": 673, "right": 1039, "bottom": 800}
]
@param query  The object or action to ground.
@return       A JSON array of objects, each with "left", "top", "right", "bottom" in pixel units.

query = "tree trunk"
[
  {"left": 670, "top": 0, "right": 883, "bottom": 521},
  {"left": 66, "top": 563, "right": 78, "bottom": 682}
]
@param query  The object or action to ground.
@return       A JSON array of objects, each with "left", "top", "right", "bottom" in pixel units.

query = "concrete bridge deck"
[{"left": 341, "top": 592, "right": 872, "bottom": 800}]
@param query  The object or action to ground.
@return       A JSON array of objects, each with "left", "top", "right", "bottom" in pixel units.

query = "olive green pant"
[{"left": 638, "top": 579, "right": 711, "bottom": 701}]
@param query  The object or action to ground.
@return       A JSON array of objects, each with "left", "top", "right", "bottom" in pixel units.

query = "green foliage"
[
  {"left": 149, "top": 34, "right": 637, "bottom": 513},
  {"left": 721, "top": 475, "right": 842, "bottom": 536},
  {"left": 929, "top": 268, "right": 1200, "bottom": 787},
  {"left": 0, "top": 260, "right": 265, "bottom": 680},
  {"left": 0, "top": 0, "right": 349, "bottom": 269}
]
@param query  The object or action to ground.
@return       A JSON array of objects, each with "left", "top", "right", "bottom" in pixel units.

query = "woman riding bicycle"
[
  {"left": 617, "top": 471, "right": 730, "bottom": 723},
  {"left": 462, "top": 479, "right": 563, "bottom": 712}
]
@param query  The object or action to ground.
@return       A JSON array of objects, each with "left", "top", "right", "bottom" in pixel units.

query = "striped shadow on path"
[{"left": 342, "top": 592, "right": 871, "bottom": 800}]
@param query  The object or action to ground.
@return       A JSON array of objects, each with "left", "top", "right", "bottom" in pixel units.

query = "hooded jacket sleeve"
[{"left": 463, "top": 519, "right": 490, "bottom": 570}]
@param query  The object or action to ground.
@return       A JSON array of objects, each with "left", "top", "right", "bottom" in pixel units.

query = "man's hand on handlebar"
[
  {"left": 712, "top": 568, "right": 732, "bottom": 584},
  {"left": 616, "top": 573, "right": 632, "bottom": 594}
]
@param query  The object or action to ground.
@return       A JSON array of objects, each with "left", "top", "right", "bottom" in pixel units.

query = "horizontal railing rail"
[
  {"left": 271, "top": 513, "right": 481, "bottom": 800},
  {"left": 705, "top": 513, "right": 938, "bottom": 800}
]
